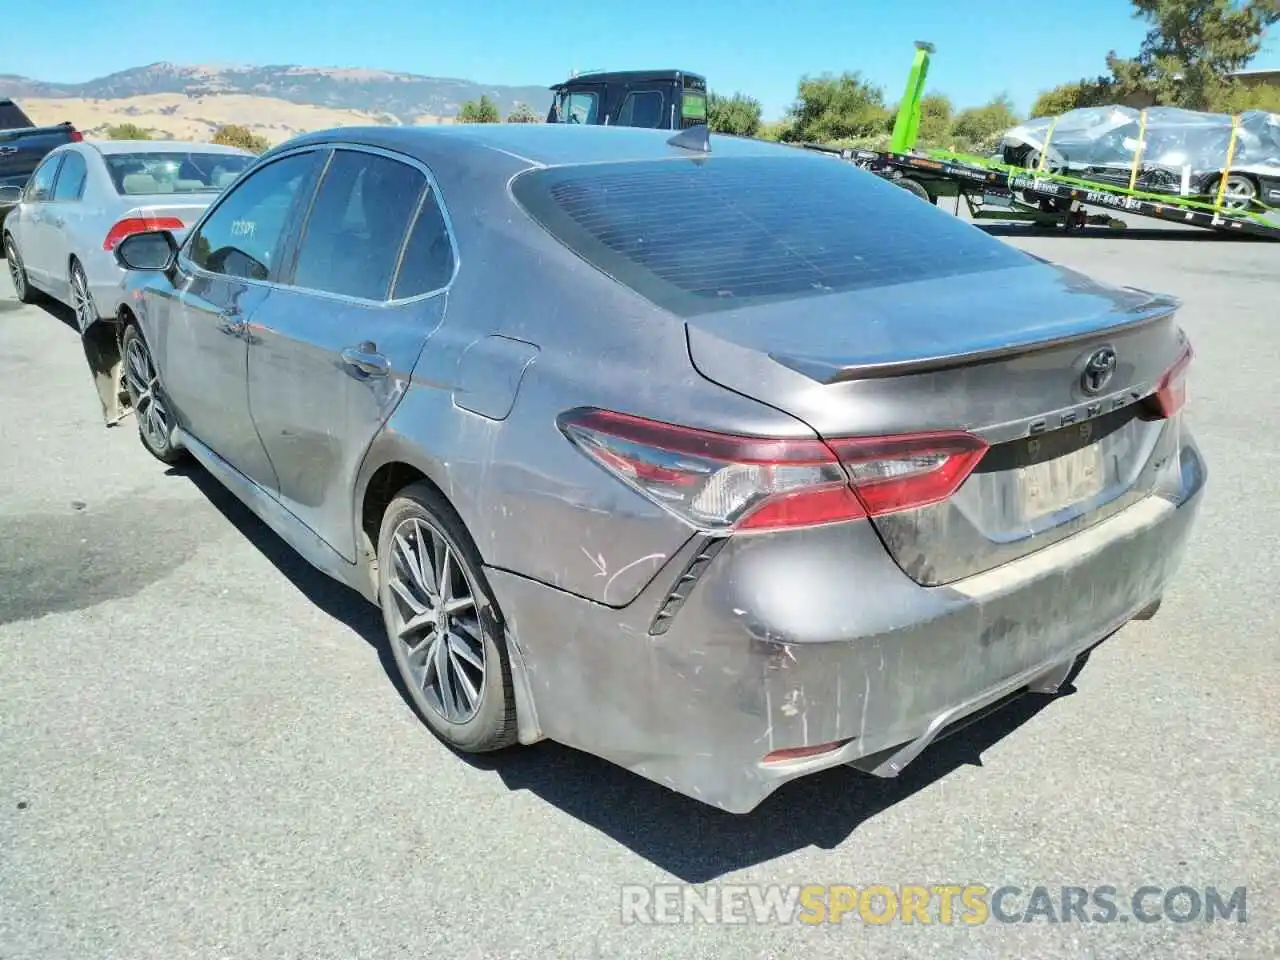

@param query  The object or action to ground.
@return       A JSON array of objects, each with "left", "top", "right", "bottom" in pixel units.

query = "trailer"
[{"left": 803, "top": 43, "right": 1280, "bottom": 241}]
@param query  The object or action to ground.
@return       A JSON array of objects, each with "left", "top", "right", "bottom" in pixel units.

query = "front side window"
[
  {"left": 617, "top": 91, "right": 665, "bottom": 129},
  {"left": 187, "top": 151, "right": 318, "bottom": 282},
  {"left": 291, "top": 149, "right": 425, "bottom": 301},
  {"left": 24, "top": 156, "right": 62, "bottom": 203},
  {"left": 105, "top": 152, "right": 254, "bottom": 196},
  {"left": 555, "top": 91, "right": 598, "bottom": 125},
  {"left": 52, "top": 151, "right": 87, "bottom": 201}
]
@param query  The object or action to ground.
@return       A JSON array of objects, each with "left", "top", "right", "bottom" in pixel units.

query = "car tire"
[
  {"left": 895, "top": 177, "right": 932, "bottom": 203},
  {"left": 5, "top": 233, "right": 38, "bottom": 304},
  {"left": 69, "top": 259, "right": 97, "bottom": 334},
  {"left": 120, "top": 323, "right": 185, "bottom": 464},
  {"left": 378, "top": 481, "right": 518, "bottom": 754},
  {"left": 1211, "top": 173, "right": 1258, "bottom": 212}
]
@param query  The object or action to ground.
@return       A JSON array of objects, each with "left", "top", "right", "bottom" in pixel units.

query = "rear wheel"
[
  {"left": 1212, "top": 173, "right": 1257, "bottom": 212},
  {"left": 5, "top": 233, "right": 38, "bottom": 304},
  {"left": 378, "top": 482, "right": 518, "bottom": 753},
  {"left": 121, "top": 323, "right": 184, "bottom": 463},
  {"left": 70, "top": 260, "right": 97, "bottom": 334}
]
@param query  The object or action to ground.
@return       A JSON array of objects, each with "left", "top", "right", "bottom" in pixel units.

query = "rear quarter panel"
[{"left": 357, "top": 145, "right": 815, "bottom": 606}]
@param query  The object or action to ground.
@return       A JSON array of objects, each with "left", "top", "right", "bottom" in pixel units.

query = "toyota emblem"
[{"left": 1080, "top": 347, "right": 1118, "bottom": 395}]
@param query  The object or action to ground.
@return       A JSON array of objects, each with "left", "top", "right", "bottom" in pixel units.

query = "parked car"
[
  {"left": 2, "top": 139, "right": 254, "bottom": 334},
  {"left": 0, "top": 99, "right": 83, "bottom": 226},
  {"left": 106, "top": 123, "right": 1206, "bottom": 814}
]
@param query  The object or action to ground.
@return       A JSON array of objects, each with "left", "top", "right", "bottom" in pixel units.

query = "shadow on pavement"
[
  {"left": 33, "top": 296, "right": 79, "bottom": 330},
  {"left": 169, "top": 459, "right": 1077, "bottom": 884}
]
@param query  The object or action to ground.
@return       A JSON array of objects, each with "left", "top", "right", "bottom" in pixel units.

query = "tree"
[
  {"left": 707, "top": 92, "right": 763, "bottom": 137},
  {"left": 916, "top": 92, "right": 955, "bottom": 145},
  {"left": 505, "top": 102, "right": 538, "bottom": 123},
  {"left": 212, "top": 124, "right": 270, "bottom": 153},
  {"left": 950, "top": 95, "right": 1020, "bottom": 150},
  {"left": 1107, "top": 0, "right": 1279, "bottom": 109},
  {"left": 783, "top": 72, "right": 890, "bottom": 144},
  {"left": 459, "top": 95, "right": 501, "bottom": 123},
  {"left": 1029, "top": 78, "right": 1116, "bottom": 118},
  {"left": 105, "top": 123, "right": 152, "bottom": 141}
]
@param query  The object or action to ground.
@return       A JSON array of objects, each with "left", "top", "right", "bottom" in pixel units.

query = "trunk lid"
[{"left": 686, "top": 260, "right": 1189, "bottom": 585}]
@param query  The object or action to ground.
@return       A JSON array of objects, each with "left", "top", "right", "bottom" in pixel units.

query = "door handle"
[
  {"left": 341, "top": 342, "right": 390, "bottom": 379},
  {"left": 0, "top": 146, "right": 17, "bottom": 156}
]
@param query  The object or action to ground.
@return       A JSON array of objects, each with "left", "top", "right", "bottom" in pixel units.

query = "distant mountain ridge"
[{"left": 0, "top": 61, "right": 555, "bottom": 121}]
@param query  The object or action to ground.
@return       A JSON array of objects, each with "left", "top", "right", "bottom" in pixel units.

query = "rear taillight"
[
  {"left": 1145, "top": 343, "right": 1193, "bottom": 419},
  {"left": 558, "top": 408, "right": 988, "bottom": 533},
  {"left": 69, "top": 128, "right": 83, "bottom": 142},
  {"left": 103, "top": 216, "right": 184, "bottom": 251}
]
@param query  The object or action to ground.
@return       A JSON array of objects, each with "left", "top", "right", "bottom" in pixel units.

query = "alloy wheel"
[
  {"left": 1219, "top": 175, "right": 1256, "bottom": 212},
  {"left": 385, "top": 516, "right": 487, "bottom": 724},
  {"left": 6, "top": 236, "right": 25, "bottom": 298},
  {"left": 124, "top": 333, "right": 171, "bottom": 453},
  {"left": 70, "top": 264, "right": 95, "bottom": 333}
]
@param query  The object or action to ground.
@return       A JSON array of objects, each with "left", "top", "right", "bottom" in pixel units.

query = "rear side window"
[
  {"left": 291, "top": 149, "right": 425, "bottom": 301},
  {"left": 510, "top": 155, "right": 1032, "bottom": 317},
  {"left": 391, "top": 189, "right": 455, "bottom": 298},
  {"left": 52, "top": 151, "right": 87, "bottom": 201}
]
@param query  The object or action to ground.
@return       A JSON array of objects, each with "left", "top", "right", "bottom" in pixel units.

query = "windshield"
[
  {"left": 681, "top": 91, "right": 708, "bottom": 123},
  {"left": 105, "top": 152, "right": 253, "bottom": 196}
]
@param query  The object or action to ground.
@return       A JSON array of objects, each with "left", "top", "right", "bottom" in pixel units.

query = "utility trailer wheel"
[{"left": 895, "top": 177, "right": 932, "bottom": 203}]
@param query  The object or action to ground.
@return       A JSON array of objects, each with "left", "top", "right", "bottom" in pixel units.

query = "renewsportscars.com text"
[{"left": 620, "top": 884, "right": 1248, "bottom": 926}]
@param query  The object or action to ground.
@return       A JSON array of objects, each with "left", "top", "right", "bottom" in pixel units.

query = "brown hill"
[{"left": 20, "top": 92, "right": 453, "bottom": 146}]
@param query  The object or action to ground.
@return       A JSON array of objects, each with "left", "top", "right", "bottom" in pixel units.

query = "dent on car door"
[
  {"left": 157, "top": 148, "right": 324, "bottom": 488},
  {"left": 246, "top": 147, "right": 455, "bottom": 563}
]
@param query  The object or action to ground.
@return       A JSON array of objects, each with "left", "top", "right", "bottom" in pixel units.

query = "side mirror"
[
  {"left": 0, "top": 185, "right": 22, "bottom": 206},
  {"left": 115, "top": 230, "right": 178, "bottom": 272}
]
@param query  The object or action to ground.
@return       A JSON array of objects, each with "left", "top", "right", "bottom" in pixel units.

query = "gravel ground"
[{"left": 2, "top": 213, "right": 1278, "bottom": 960}]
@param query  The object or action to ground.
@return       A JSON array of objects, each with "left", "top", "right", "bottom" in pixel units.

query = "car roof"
[
  {"left": 273, "top": 122, "right": 799, "bottom": 169},
  {"left": 84, "top": 139, "right": 254, "bottom": 156}
]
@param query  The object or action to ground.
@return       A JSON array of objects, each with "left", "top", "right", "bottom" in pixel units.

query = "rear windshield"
[
  {"left": 105, "top": 152, "right": 253, "bottom": 195},
  {"left": 510, "top": 154, "right": 1031, "bottom": 317}
]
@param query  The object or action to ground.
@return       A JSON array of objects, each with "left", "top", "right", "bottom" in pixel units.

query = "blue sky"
[{"left": 10, "top": 0, "right": 1280, "bottom": 120}]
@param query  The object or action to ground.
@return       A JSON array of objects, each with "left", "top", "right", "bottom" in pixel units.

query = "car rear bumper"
[
  {"left": 488, "top": 427, "right": 1206, "bottom": 814},
  {"left": 88, "top": 267, "right": 129, "bottom": 323}
]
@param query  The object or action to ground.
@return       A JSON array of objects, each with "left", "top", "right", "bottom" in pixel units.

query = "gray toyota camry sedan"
[{"left": 108, "top": 122, "right": 1206, "bottom": 814}]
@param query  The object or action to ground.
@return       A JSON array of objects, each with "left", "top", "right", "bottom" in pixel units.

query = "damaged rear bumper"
[{"left": 488, "top": 434, "right": 1206, "bottom": 815}]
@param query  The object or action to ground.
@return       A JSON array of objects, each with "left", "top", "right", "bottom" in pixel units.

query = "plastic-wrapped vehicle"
[{"left": 1000, "top": 105, "right": 1280, "bottom": 212}]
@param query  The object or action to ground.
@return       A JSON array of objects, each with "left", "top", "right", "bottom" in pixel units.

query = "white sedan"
[{"left": 2, "top": 139, "right": 254, "bottom": 334}]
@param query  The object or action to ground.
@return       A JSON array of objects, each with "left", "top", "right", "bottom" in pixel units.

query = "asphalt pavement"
[{"left": 2, "top": 216, "right": 1278, "bottom": 959}]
